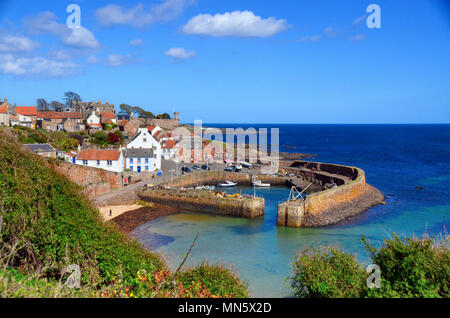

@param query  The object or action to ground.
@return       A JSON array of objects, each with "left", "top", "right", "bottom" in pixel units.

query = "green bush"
[
  {"left": 178, "top": 263, "right": 248, "bottom": 298},
  {"left": 0, "top": 131, "right": 164, "bottom": 290},
  {"left": 291, "top": 247, "right": 367, "bottom": 298},
  {"left": 290, "top": 234, "right": 449, "bottom": 298}
]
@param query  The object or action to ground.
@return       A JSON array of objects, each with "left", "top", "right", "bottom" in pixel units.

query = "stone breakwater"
[
  {"left": 138, "top": 188, "right": 265, "bottom": 218},
  {"left": 277, "top": 161, "right": 385, "bottom": 227}
]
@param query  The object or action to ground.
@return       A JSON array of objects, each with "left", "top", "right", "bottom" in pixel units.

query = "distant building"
[
  {"left": 0, "top": 104, "right": 9, "bottom": 126},
  {"left": 37, "top": 112, "right": 85, "bottom": 132},
  {"left": 23, "top": 143, "right": 57, "bottom": 158},
  {"left": 161, "top": 139, "right": 178, "bottom": 160},
  {"left": 123, "top": 148, "right": 158, "bottom": 172},
  {"left": 126, "top": 127, "right": 161, "bottom": 170},
  {"left": 71, "top": 100, "right": 116, "bottom": 117},
  {"left": 100, "top": 112, "right": 117, "bottom": 125},
  {"left": 16, "top": 106, "right": 37, "bottom": 129},
  {"left": 75, "top": 149, "right": 124, "bottom": 173}
]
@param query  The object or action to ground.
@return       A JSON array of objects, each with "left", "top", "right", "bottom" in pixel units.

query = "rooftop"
[
  {"left": 16, "top": 106, "right": 36, "bottom": 116},
  {"left": 123, "top": 148, "right": 154, "bottom": 158},
  {"left": 78, "top": 149, "right": 121, "bottom": 161},
  {"left": 23, "top": 143, "right": 55, "bottom": 153}
]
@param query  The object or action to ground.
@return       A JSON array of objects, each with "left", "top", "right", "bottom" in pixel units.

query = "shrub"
[
  {"left": 290, "top": 234, "right": 449, "bottom": 298},
  {"left": 177, "top": 263, "right": 248, "bottom": 298},
  {"left": 291, "top": 247, "right": 367, "bottom": 298}
]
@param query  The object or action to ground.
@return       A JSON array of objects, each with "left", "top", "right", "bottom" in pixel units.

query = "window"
[
  {"left": 97, "top": 160, "right": 100, "bottom": 166},
  {"left": 143, "top": 138, "right": 147, "bottom": 142},
  {"left": 107, "top": 160, "right": 112, "bottom": 166},
  {"left": 83, "top": 160, "right": 88, "bottom": 165},
  {"left": 145, "top": 166, "right": 149, "bottom": 171},
  {"left": 129, "top": 158, "right": 133, "bottom": 164},
  {"left": 130, "top": 166, "right": 133, "bottom": 171},
  {"left": 145, "top": 158, "right": 148, "bottom": 164},
  {"left": 137, "top": 158, "right": 141, "bottom": 164}
]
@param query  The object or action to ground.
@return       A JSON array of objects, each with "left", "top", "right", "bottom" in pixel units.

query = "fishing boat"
[
  {"left": 252, "top": 179, "right": 271, "bottom": 188},
  {"left": 238, "top": 161, "right": 253, "bottom": 168},
  {"left": 217, "top": 181, "right": 238, "bottom": 187}
]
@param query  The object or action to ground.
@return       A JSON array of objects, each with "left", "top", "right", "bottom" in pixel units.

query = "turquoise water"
[{"left": 132, "top": 124, "right": 450, "bottom": 297}]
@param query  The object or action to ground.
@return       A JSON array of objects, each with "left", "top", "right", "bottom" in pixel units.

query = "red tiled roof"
[
  {"left": 101, "top": 112, "right": 116, "bottom": 119},
  {"left": 88, "top": 123, "right": 102, "bottom": 128},
  {"left": 78, "top": 149, "right": 120, "bottom": 161},
  {"left": 16, "top": 106, "right": 36, "bottom": 116},
  {"left": 0, "top": 106, "right": 7, "bottom": 114},
  {"left": 161, "top": 139, "right": 177, "bottom": 149},
  {"left": 118, "top": 119, "right": 129, "bottom": 126},
  {"left": 37, "top": 112, "right": 83, "bottom": 119},
  {"left": 147, "top": 125, "right": 157, "bottom": 131}
]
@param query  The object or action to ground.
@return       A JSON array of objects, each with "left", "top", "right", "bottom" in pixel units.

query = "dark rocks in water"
[
  {"left": 385, "top": 193, "right": 395, "bottom": 197},
  {"left": 416, "top": 186, "right": 425, "bottom": 190}
]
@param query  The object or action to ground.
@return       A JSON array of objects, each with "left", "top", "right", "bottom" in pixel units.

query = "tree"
[
  {"left": 107, "top": 132, "right": 120, "bottom": 144},
  {"left": 119, "top": 104, "right": 155, "bottom": 118},
  {"left": 64, "top": 92, "right": 81, "bottom": 107},
  {"left": 37, "top": 98, "right": 50, "bottom": 111},
  {"left": 157, "top": 113, "right": 171, "bottom": 119},
  {"left": 119, "top": 104, "right": 134, "bottom": 116},
  {"left": 50, "top": 101, "right": 64, "bottom": 112}
]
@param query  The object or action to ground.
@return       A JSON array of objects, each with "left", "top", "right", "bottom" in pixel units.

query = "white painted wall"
[
  {"left": 126, "top": 128, "right": 161, "bottom": 170},
  {"left": 75, "top": 152, "right": 124, "bottom": 173},
  {"left": 87, "top": 112, "right": 100, "bottom": 125}
]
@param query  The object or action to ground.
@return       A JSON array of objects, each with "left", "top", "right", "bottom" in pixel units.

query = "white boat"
[
  {"left": 234, "top": 164, "right": 242, "bottom": 172},
  {"left": 217, "top": 181, "right": 238, "bottom": 187},
  {"left": 238, "top": 161, "right": 253, "bottom": 168},
  {"left": 252, "top": 180, "right": 271, "bottom": 187}
]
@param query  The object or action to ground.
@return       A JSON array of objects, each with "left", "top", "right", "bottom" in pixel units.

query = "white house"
[
  {"left": 86, "top": 111, "right": 100, "bottom": 125},
  {"left": 75, "top": 149, "right": 124, "bottom": 173},
  {"left": 123, "top": 148, "right": 158, "bottom": 172},
  {"left": 148, "top": 124, "right": 162, "bottom": 136},
  {"left": 126, "top": 127, "right": 161, "bottom": 170},
  {"left": 16, "top": 106, "right": 36, "bottom": 129},
  {"left": 161, "top": 139, "right": 178, "bottom": 160}
]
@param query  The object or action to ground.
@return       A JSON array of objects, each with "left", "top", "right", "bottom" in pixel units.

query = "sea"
[{"left": 132, "top": 124, "right": 450, "bottom": 297}]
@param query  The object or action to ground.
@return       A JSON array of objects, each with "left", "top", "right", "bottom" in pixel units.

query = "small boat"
[
  {"left": 252, "top": 180, "right": 271, "bottom": 188},
  {"left": 234, "top": 164, "right": 242, "bottom": 172},
  {"left": 238, "top": 161, "right": 253, "bottom": 168},
  {"left": 217, "top": 181, "right": 238, "bottom": 187}
]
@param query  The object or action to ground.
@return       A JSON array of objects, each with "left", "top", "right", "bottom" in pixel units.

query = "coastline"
[{"left": 109, "top": 204, "right": 179, "bottom": 234}]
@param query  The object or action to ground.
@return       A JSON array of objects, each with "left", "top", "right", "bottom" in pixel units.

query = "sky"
[{"left": 0, "top": 0, "right": 449, "bottom": 124}]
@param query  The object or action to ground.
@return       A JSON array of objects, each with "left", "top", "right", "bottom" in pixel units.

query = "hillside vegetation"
[{"left": 0, "top": 129, "right": 247, "bottom": 297}]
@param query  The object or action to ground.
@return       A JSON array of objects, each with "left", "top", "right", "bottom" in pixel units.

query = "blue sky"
[{"left": 0, "top": 0, "right": 449, "bottom": 123}]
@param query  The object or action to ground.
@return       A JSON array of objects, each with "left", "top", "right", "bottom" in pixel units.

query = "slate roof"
[
  {"left": 123, "top": 148, "right": 154, "bottom": 158},
  {"left": 23, "top": 143, "right": 55, "bottom": 153}
]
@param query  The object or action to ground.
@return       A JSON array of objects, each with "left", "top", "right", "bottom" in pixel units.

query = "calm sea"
[{"left": 132, "top": 124, "right": 450, "bottom": 297}]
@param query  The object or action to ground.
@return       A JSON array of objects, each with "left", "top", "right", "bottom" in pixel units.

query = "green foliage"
[
  {"left": 291, "top": 247, "right": 366, "bottom": 298},
  {"left": 119, "top": 104, "right": 155, "bottom": 118},
  {"left": 49, "top": 131, "right": 79, "bottom": 151},
  {"left": 178, "top": 263, "right": 248, "bottom": 298},
  {"left": 0, "top": 131, "right": 248, "bottom": 298},
  {"left": 290, "top": 234, "right": 449, "bottom": 298},
  {"left": 0, "top": 132, "right": 164, "bottom": 290},
  {"left": 362, "top": 234, "right": 450, "bottom": 298},
  {"left": 156, "top": 113, "right": 171, "bottom": 119}
]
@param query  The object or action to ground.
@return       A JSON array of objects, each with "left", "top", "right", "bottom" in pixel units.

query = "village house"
[
  {"left": 126, "top": 127, "right": 161, "bottom": 170},
  {"left": 23, "top": 143, "right": 57, "bottom": 158},
  {"left": 161, "top": 139, "right": 178, "bottom": 160},
  {"left": 86, "top": 111, "right": 102, "bottom": 131},
  {"left": 75, "top": 149, "right": 124, "bottom": 173},
  {"left": 123, "top": 148, "right": 159, "bottom": 172},
  {"left": 37, "top": 112, "right": 85, "bottom": 132},
  {"left": 100, "top": 112, "right": 117, "bottom": 125},
  {"left": 123, "top": 118, "right": 144, "bottom": 138},
  {"left": 147, "top": 124, "right": 162, "bottom": 136},
  {"left": 71, "top": 100, "right": 116, "bottom": 117},
  {"left": 16, "top": 106, "right": 37, "bottom": 129},
  {"left": 0, "top": 105, "right": 9, "bottom": 126}
]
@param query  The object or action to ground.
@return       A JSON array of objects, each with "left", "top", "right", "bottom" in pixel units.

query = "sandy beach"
[{"left": 98, "top": 204, "right": 144, "bottom": 222}]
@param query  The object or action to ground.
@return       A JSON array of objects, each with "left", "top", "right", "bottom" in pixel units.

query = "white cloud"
[
  {"left": 96, "top": 0, "right": 195, "bottom": 28},
  {"left": 165, "top": 47, "right": 196, "bottom": 59},
  {"left": 62, "top": 27, "right": 100, "bottom": 49},
  {"left": 23, "top": 11, "right": 100, "bottom": 49},
  {"left": 129, "top": 39, "right": 144, "bottom": 46},
  {"left": 182, "top": 11, "right": 287, "bottom": 37},
  {"left": 0, "top": 54, "right": 80, "bottom": 77},
  {"left": 105, "top": 54, "right": 143, "bottom": 67},
  {"left": 87, "top": 56, "right": 100, "bottom": 64},
  {"left": 0, "top": 35, "right": 38, "bottom": 52}
]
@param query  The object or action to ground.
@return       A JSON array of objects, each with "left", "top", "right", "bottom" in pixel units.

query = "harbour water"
[{"left": 132, "top": 124, "right": 450, "bottom": 297}]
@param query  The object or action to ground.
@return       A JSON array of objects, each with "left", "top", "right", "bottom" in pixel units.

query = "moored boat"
[
  {"left": 217, "top": 180, "right": 238, "bottom": 187},
  {"left": 252, "top": 179, "right": 271, "bottom": 187}
]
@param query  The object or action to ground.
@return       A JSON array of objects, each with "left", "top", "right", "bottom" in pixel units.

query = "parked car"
[
  {"left": 181, "top": 166, "right": 192, "bottom": 173},
  {"left": 201, "top": 165, "right": 210, "bottom": 170},
  {"left": 192, "top": 165, "right": 201, "bottom": 171}
]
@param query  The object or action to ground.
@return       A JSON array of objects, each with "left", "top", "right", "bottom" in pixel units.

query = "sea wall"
[
  {"left": 48, "top": 160, "right": 121, "bottom": 199},
  {"left": 277, "top": 161, "right": 384, "bottom": 227},
  {"left": 138, "top": 188, "right": 264, "bottom": 218}
]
